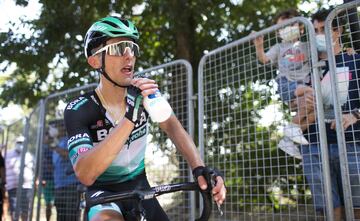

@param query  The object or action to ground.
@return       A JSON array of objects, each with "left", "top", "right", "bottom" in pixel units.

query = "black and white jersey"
[{"left": 64, "top": 91, "right": 149, "bottom": 186}]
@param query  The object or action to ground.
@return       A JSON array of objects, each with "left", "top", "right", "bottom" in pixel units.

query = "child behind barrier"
[{"left": 253, "top": 9, "right": 316, "bottom": 159}]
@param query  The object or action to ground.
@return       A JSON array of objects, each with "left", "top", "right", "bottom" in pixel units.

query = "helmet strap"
[{"left": 100, "top": 51, "right": 127, "bottom": 88}]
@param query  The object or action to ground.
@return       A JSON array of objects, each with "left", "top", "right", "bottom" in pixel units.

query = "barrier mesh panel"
[{"left": 199, "top": 18, "right": 324, "bottom": 220}]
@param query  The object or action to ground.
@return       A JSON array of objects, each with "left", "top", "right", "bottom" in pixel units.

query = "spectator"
[
  {"left": 5, "top": 136, "right": 34, "bottom": 221},
  {"left": 41, "top": 131, "right": 54, "bottom": 221},
  {"left": 302, "top": 8, "right": 360, "bottom": 220},
  {"left": 253, "top": 9, "right": 316, "bottom": 159},
  {"left": 49, "top": 122, "right": 80, "bottom": 221}
]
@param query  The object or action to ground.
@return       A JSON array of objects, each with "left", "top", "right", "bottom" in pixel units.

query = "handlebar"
[{"left": 86, "top": 182, "right": 212, "bottom": 221}]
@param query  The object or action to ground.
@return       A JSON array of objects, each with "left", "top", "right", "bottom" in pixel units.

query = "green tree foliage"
[{"left": 0, "top": 0, "right": 303, "bottom": 107}]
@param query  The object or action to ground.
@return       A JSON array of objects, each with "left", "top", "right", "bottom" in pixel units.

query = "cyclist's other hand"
[
  {"left": 211, "top": 176, "right": 226, "bottom": 205},
  {"left": 193, "top": 166, "right": 226, "bottom": 205},
  {"left": 131, "top": 78, "right": 158, "bottom": 97}
]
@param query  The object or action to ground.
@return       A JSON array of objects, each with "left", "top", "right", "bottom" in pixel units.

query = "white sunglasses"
[{"left": 93, "top": 41, "right": 140, "bottom": 57}]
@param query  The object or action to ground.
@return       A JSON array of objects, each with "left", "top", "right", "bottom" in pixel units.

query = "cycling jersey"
[{"left": 64, "top": 90, "right": 149, "bottom": 186}]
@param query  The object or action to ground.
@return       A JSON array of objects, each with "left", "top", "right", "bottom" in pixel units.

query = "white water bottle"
[{"left": 143, "top": 90, "right": 172, "bottom": 123}]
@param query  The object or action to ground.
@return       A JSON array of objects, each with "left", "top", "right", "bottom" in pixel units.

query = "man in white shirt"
[{"left": 5, "top": 136, "right": 34, "bottom": 221}]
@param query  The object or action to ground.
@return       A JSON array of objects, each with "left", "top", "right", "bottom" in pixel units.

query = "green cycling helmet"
[{"left": 84, "top": 16, "right": 139, "bottom": 58}]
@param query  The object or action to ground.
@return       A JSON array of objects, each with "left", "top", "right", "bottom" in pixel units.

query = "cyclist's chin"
[{"left": 121, "top": 78, "right": 132, "bottom": 87}]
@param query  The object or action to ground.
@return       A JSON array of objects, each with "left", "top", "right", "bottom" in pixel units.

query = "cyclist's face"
[{"left": 103, "top": 37, "right": 137, "bottom": 86}]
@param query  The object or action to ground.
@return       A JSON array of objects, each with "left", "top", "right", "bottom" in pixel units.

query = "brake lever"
[
  {"left": 216, "top": 201, "right": 223, "bottom": 216},
  {"left": 208, "top": 171, "right": 223, "bottom": 216}
]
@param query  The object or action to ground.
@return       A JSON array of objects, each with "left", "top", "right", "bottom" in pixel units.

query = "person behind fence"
[
  {"left": 49, "top": 122, "right": 80, "bottom": 221},
  {"left": 41, "top": 131, "right": 54, "bottom": 221},
  {"left": 64, "top": 16, "right": 226, "bottom": 221},
  {"left": 5, "top": 136, "right": 34, "bottom": 221},
  {"left": 253, "top": 9, "right": 316, "bottom": 159},
  {"left": 300, "top": 8, "right": 360, "bottom": 220}
]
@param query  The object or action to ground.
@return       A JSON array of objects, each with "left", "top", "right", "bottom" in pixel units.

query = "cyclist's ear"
[{"left": 88, "top": 55, "right": 102, "bottom": 69}]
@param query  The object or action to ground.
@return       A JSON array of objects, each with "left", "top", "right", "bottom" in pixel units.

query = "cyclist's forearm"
[
  {"left": 160, "top": 115, "right": 204, "bottom": 169},
  {"left": 74, "top": 118, "right": 134, "bottom": 186}
]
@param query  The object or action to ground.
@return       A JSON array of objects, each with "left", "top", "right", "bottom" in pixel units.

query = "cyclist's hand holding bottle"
[{"left": 125, "top": 78, "right": 158, "bottom": 124}]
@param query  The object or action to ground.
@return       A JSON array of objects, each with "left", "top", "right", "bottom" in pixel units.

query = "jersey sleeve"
[
  {"left": 265, "top": 44, "right": 280, "bottom": 64},
  {"left": 64, "top": 96, "right": 94, "bottom": 165}
]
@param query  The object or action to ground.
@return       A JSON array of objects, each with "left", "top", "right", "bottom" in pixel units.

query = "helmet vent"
[
  {"left": 121, "top": 19, "right": 129, "bottom": 27},
  {"left": 101, "top": 20, "right": 118, "bottom": 28},
  {"left": 92, "top": 32, "right": 104, "bottom": 39},
  {"left": 110, "top": 31, "right": 126, "bottom": 35},
  {"left": 112, "top": 16, "right": 129, "bottom": 27}
]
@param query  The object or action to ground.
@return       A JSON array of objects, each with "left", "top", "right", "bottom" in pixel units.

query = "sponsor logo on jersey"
[
  {"left": 71, "top": 152, "right": 79, "bottom": 163},
  {"left": 97, "top": 128, "right": 110, "bottom": 141},
  {"left": 78, "top": 147, "right": 90, "bottom": 154},
  {"left": 135, "top": 112, "right": 148, "bottom": 127},
  {"left": 127, "top": 99, "right": 135, "bottom": 107},
  {"left": 67, "top": 97, "right": 88, "bottom": 110},
  {"left": 70, "top": 144, "right": 92, "bottom": 163},
  {"left": 126, "top": 125, "right": 147, "bottom": 147},
  {"left": 96, "top": 112, "right": 148, "bottom": 142},
  {"left": 68, "top": 133, "right": 90, "bottom": 145}
]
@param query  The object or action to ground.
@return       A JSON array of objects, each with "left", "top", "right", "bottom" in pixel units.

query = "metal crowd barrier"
[
  {"left": 325, "top": 1, "right": 360, "bottom": 220},
  {"left": 198, "top": 17, "right": 331, "bottom": 220}
]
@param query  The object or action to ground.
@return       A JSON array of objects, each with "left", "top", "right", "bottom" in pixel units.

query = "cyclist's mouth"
[{"left": 121, "top": 66, "right": 133, "bottom": 75}]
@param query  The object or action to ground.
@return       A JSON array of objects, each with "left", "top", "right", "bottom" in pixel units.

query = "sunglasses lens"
[
  {"left": 132, "top": 44, "right": 140, "bottom": 57},
  {"left": 107, "top": 42, "right": 140, "bottom": 57}
]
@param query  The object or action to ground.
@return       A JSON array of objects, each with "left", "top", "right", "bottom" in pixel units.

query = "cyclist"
[{"left": 64, "top": 16, "right": 226, "bottom": 221}]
